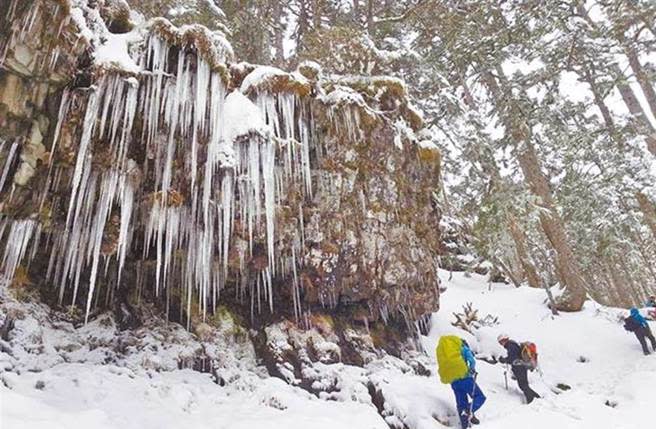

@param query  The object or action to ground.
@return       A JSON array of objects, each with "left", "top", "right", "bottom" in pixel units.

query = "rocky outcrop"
[
  {"left": 0, "top": 0, "right": 441, "bottom": 345},
  {"left": 0, "top": 288, "right": 438, "bottom": 428}
]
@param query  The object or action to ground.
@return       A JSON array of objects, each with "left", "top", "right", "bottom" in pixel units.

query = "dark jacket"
[
  {"left": 630, "top": 308, "right": 648, "bottom": 328},
  {"left": 624, "top": 315, "right": 652, "bottom": 335},
  {"left": 499, "top": 340, "right": 523, "bottom": 367}
]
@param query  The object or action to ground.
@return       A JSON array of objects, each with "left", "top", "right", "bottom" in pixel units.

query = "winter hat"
[{"left": 497, "top": 333, "right": 509, "bottom": 343}]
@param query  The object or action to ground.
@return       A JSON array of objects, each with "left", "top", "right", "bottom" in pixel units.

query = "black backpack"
[{"left": 624, "top": 317, "right": 639, "bottom": 332}]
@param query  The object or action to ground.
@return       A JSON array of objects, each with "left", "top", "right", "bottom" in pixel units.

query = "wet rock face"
[
  {"left": 0, "top": 0, "right": 108, "bottom": 136},
  {"left": 300, "top": 103, "right": 441, "bottom": 323},
  {"left": 0, "top": 0, "right": 441, "bottom": 338}
]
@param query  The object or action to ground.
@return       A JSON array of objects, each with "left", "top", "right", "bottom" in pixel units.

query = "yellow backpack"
[{"left": 436, "top": 335, "right": 469, "bottom": 384}]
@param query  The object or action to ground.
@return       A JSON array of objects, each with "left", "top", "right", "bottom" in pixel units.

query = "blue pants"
[{"left": 451, "top": 377, "right": 486, "bottom": 427}]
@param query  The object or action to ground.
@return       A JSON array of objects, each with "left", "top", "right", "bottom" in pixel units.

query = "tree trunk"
[
  {"left": 461, "top": 75, "right": 477, "bottom": 111},
  {"left": 491, "top": 256, "right": 522, "bottom": 288},
  {"left": 312, "top": 0, "right": 323, "bottom": 30},
  {"left": 516, "top": 142, "right": 588, "bottom": 311},
  {"left": 622, "top": 41, "right": 656, "bottom": 120},
  {"left": 601, "top": 263, "right": 626, "bottom": 307},
  {"left": 353, "top": 0, "right": 360, "bottom": 26},
  {"left": 631, "top": 228, "right": 656, "bottom": 283},
  {"left": 273, "top": 1, "right": 285, "bottom": 66},
  {"left": 610, "top": 63, "right": 656, "bottom": 155},
  {"left": 507, "top": 213, "right": 541, "bottom": 289},
  {"left": 637, "top": 192, "right": 656, "bottom": 240},
  {"left": 366, "top": 0, "right": 374, "bottom": 34},
  {"left": 297, "top": 0, "right": 310, "bottom": 52},
  {"left": 608, "top": 256, "right": 637, "bottom": 307},
  {"left": 581, "top": 63, "right": 617, "bottom": 137},
  {"left": 482, "top": 67, "right": 588, "bottom": 311},
  {"left": 617, "top": 255, "right": 649, "bottom": 304}
]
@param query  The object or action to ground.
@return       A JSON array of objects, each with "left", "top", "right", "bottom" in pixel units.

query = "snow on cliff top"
[
  {"left": 240, "top": 66, "right": 309, "bottom": 94},
  {"left": 94, "top": 32, "right": 142, "bottom": 74},
  {"left": 223, "top": 90, "right": 270, "bottom": 143}
]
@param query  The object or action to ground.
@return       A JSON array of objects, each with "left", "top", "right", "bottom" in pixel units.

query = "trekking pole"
[
  {"left": 503, "top": 367, "right": 508, "bottom": 390},
  {"left": 468, "top": 371, "right": 478, "bottom": 425}
]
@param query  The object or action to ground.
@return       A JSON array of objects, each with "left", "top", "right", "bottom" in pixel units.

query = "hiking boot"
[
  {"left": 470, "top": 415, "right": 480, "bottom": 425},
  {"left": 460, "top": 411, "right": 471, "bottom": 428}
]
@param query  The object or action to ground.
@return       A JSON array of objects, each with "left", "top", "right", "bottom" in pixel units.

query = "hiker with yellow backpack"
[
  {"left": 497, "top": 334, "right": 541, "bottom": 404},
  {"left": 436, "top": 336, "right": 486, "bottom": 429}
]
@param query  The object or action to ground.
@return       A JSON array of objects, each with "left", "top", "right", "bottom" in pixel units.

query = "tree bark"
[
  {"left": 312, "top": 0, "right": 323, "bottom": 30},
  {"left": 507, "top": 213, "right": 542, "bottom": 289},
  {"left": 637, "top": 192, "right": 656, "bottom": 240},
  {"left": 608, "top": 256, "right": 637, "bottom": 307},
  {"left": 630, "top": 228, "right": 656, "bottom": 283},
  {"left": 610, "top": 63, "right": 656, "bottom": 155},
  {"left": 617, "top": 255, "right": 649, "bottom": 304},
  {"left": 297, "top": 0, "right": 310, "bottom": 52},
  {"left": 622, "top": 40, "right": 656, "bottom": 120},
  {"left": 581, "top": 63, "right": 617, "bottom": 137},
  {"left": 353, "top": 0, "right": 360, "bottom": 26},
  {"left": 491, "top": 256, "right": 521, "bottom": 288},
  {"left": 366, "top": 0, "right": 374, "bottom": 34},
  {"left": 273, "top": 1, "right": 285, "bottom": 66},
  {"left": 482, "top": 67, "right": 589, "bottom": 311},
  {"left": 516, "top": 142, "right": 588, "bottom": 311},
  {"left": 601, "top": 262, "right": 627, "bottom": 307}
]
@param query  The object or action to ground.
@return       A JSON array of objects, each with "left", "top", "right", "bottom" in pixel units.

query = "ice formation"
[
  {"left": 0, "top": 0, "right": 441, "bottom": 329},
  {"left": 0, "top": 9, "right": 317, "bottom": 326}
]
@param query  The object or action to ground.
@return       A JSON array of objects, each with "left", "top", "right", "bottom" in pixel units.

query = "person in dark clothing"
[
  {"left": 624, "top": 308, "right": 656, "bottom": 355},
  {"left": 497, "top": 334, "right": 541, "bottom": 404}
]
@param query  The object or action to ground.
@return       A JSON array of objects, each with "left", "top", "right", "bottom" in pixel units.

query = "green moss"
[
  {"left": 243, "top": 72, "right": 311, "bottom": 97},
  {"left": 148, "top": 19, "right": 231, "bottom": 83},
  {"left": 209, "top": 305, "right": 249, "bottom": 342},
  {"left": 401, "top": 103, "right": 424, "bottom": 131},
  {"left": 417, "top": 146, "right": 441, "bottom": 165}
]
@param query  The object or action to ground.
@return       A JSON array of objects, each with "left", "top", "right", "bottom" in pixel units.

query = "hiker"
[
  {"left": 624, "top": 307, "right": 656, "bottom": 355},
  {"left": 436, "top": 335, "right": 486, "bottom": 429},
  {"left": 497, "top": 334, "right": 541, "bottom": 404},
  {"left": 645, "top": 295, "right": 656, "bottom": 308}
]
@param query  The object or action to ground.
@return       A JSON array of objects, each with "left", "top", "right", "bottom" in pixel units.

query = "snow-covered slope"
[
  {"left": 2, "top": 271, "right": 655, "bottom": 429},
  {"left": 421, "top": 271, "right": 656, "bottom": 429}
]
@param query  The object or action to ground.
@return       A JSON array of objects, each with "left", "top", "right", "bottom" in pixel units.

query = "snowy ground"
[{"left": 2, "top": 271, "right": 655, "bottom": 429}]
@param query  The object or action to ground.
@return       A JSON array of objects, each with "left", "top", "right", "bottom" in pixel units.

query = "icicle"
[
  {"left": 0, "top": 27, "right": 329, "bottom": 327},
  {"left": 83, "top": 170, "right": 120, "bottom": 323},
  {"left": 299, "top": 103, "right": 313, "bottom": 197},
  {"left": 116, "top": 165, "right": 136, "bottom": 285},
  {"left": 0, "top": 219, "right": 37, "bottom": 286},
  {"left": 65, "top": 86, "right": 101, "bottom": 229},
  {"left": 49, "top": 89, "right": 70, "bottom": 164},
  {"left": 291, "top": 247, "right": 301, "bottom": 321},
  {"left": 262, "top": 141, "right": 276, "bottom": 276},
  {"left": 0, "top": 140, "right": 19, "bottom": 193}
]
